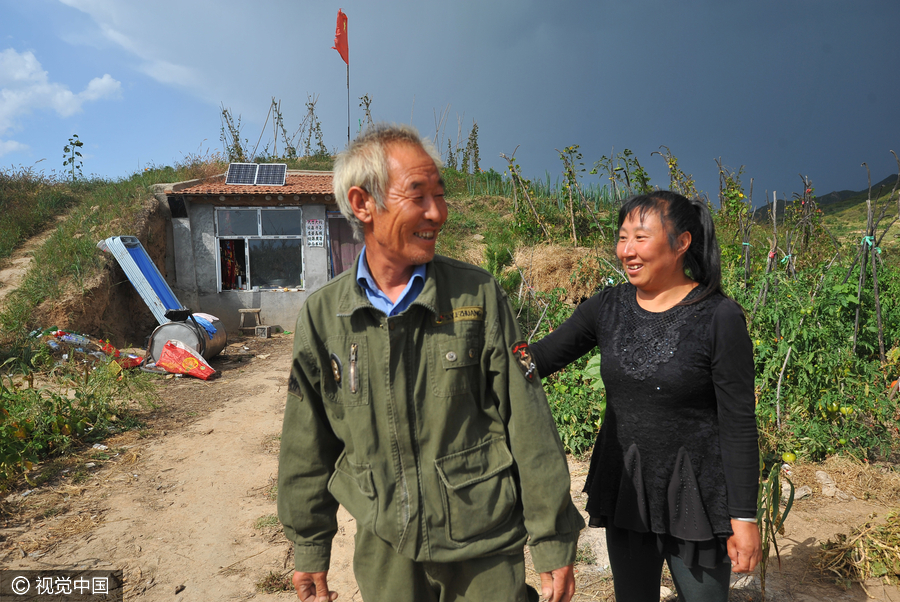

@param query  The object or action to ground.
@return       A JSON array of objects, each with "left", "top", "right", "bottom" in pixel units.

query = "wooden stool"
[{"left": 239, "top": 308, "right": 262, "bottom": 334}]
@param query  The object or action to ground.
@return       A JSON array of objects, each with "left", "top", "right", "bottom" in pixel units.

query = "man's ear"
[{"left": 347, "top": 186, "right": 374, "bottom": 224}]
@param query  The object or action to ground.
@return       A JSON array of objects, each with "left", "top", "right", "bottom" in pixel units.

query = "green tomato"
[
  {"left": 782, "top": 452, "right": 797, "bottom": 463},
  {"left": 840, "top": 406, "right": 851, "bottom": 415},
  {"left": 838, "top": 438, "right": 847, "bottom": 445},
  {"left": 826, "top": 446, "right": 836, "bottom": 455}
]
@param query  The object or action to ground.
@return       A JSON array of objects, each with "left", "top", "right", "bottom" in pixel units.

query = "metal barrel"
[{"left": 147, "top": 318, "right": 227, "bottom": 362}]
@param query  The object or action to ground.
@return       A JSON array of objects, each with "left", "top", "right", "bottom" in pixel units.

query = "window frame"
[{"left": 215, "top": 206, "right": 306, "bottom": 292}]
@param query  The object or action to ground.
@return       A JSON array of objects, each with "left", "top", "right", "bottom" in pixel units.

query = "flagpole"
[{"left": 346, "top": 62, "right": 350, "bottom": 144}]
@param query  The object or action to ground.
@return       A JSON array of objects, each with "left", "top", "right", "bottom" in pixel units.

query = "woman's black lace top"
[{"left": 531, "top": 284, "right": 759, "bottom": 549}]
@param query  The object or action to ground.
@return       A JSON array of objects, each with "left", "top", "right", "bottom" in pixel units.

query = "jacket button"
[
  {"left": 468, "top": 349, "right": 476, "bottom": 358},
  {"left": 446, "top": 351, "right": 457, "bottom": 362},
  {"left": 389, "top": 322, "right": 395, "bottom": 330}
]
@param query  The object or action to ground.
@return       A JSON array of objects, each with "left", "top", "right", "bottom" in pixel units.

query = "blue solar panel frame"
[
  {"left": 255, "top": 164, "right": 287, "bottom": 186},
  {"left": 226, "top": 163, "right": 258, "bottom": 186}
]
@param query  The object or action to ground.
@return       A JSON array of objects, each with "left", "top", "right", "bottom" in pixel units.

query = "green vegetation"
[
  {"left": 0, "top": 167, "right": 79, "bottom": 261},
  {"left": 0, "top": 150, "right": 252, "bottom": 488},
  {"left": 0, "top": 358, "right": 153, "bottom": 484},
  {"left": 254, "top": 514, "right": 279, "bottom": 529},
  {"left": 62, "top": 134, "right": 84, "bottom": 182},
  {"left": 443, "top": 148, "right": 900, "bottom": 467}
]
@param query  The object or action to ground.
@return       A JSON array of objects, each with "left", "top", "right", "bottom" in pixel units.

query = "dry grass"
[
  {"left": 525, "top": 564, "right": 616, "bottom": 601},
  {"left": 815, "top": 512, "right": 900, "bottom": 587},
  {"left": 49, "top": 511, "right": 101, "bottom": 539},
  {"left": 511, "top": 245, "right": 614, "bottom": 303},
  {"left": 790, "top": 456, "right": 900, "bottom": 505}
]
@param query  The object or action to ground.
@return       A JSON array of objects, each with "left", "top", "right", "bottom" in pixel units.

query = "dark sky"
[{"left": 2, "top": 0, "right": 898, "bottom": 205}]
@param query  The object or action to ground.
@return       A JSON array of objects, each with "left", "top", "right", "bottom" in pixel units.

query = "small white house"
[{"left": 158, "top": 170, "right": 362, "bottom": 334}]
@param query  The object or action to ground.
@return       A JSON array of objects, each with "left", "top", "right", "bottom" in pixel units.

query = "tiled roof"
[{"left": 177, "top": 171, "right": 333, "bottom": 197}]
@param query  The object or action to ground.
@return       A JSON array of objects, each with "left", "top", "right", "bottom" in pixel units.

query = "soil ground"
[{"left": 0, "top": 332, "right": 898, "bottom": 601}]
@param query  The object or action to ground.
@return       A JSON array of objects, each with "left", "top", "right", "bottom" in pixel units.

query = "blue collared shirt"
[{"left": 356, "top": 247, "right": 427, "bottom": 317}]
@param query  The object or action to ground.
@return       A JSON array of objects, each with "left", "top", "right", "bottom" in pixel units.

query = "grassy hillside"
[{"left": 819, "top": 174, "right": 900, "bottom": 248}]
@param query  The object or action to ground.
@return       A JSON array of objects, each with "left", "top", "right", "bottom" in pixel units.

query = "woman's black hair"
[{"left": 617, "top": 190, "right": 723, "bottom": 304}]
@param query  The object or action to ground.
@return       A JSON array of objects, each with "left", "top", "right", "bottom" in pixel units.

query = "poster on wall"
[{"left": 306, "top": 219, "right": 325, "bottom": 247}]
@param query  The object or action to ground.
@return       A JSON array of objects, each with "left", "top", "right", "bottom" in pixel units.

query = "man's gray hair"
[{"left": 333, "top": 123, "right": 442, "bottom": 241}]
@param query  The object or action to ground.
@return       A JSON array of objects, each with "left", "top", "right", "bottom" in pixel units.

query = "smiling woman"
[
  {"left": 616, "top": 208, "right": 694, "bottom": 311},
  {"left": 530, "top": 191, "right": 761, "bottom": 602}
]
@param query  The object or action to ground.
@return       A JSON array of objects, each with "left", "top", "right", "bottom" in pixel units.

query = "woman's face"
[{"left": 616, "top": 208, "right": 690, "bottom": 294}]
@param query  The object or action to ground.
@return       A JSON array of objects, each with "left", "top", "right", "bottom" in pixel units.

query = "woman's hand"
[{"left": 727, "top": 519, "right": 762, "bottom": 573}]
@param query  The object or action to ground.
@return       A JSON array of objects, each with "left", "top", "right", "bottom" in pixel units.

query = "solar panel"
[
  {"left": 226, "top": 163, "right": 258, "bottom": 185},
  {"left": 225, "top": 163, "right": 287, "bottom": 186},
  {"left": 256, "top": 164, "right": 287, "bottom": 186}
]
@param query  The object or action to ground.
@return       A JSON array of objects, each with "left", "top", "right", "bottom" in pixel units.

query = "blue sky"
[{"left": 2, "top": 0, "right": 898, "bottom": 204}]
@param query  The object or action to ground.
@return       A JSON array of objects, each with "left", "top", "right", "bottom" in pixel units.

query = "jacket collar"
[{"left": 336, "top": 253, "right": 439, "bottom": 319}]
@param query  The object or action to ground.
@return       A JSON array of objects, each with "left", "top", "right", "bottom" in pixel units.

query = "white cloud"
[
  {"left": 81, "top": 74, "right": 122, "bottom": 101},
  {"left": 0, "top": 48, "right": 121, "bottom": 137},
  {"left": 59, "top": 1, "right": 201, "bottom": 90},
  {"left": 0, "top": 139, "right": 27, "bottom": 157},
  {"left": 0, "top": 49, "right": 46, "bottom": 85}
]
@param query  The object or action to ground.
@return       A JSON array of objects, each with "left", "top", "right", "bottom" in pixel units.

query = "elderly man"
[{"left": 277, "top": 124, "right": 583, "bottom": 602}]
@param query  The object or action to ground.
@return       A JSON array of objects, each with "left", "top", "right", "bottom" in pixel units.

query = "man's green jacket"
[{"left": 278, "top": 254, "right": 583, "bottom": 574}]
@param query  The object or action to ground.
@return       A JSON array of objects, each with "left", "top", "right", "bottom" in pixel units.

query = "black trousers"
[{"left": 605, "top": 524, "right": 732, "bottom": 602}]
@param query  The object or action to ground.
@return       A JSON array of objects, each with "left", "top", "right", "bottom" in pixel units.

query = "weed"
[
  {"left": 43, "top": 505, "right": 66, "bottom": 519},
  {"left": 62, "top": 135, "right": 83, "bottom": 182},
  {"left": 359, "top": 94, "right": 374, "bottom": 131},
  {"left": 301, "top": 94, "right": 328, "bottom": 158},
  {"left": 575, "top": 542, "right": 598, "bottom": 565},
  {"left": 254, "top": 514, "right": 279, "bottom": 530},
  {"left": 220, "top": 105, "right": 250, "bottom": 163},
  {"left": 256, "top": 571, "right": 292, "bottom": 593},
  {"left": 757, "top": 461, "right": 794, "bottom": 596}
]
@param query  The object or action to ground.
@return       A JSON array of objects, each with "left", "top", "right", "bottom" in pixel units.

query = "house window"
[{"left": 216, "top": 207, "right": 305, "bottom": 291}]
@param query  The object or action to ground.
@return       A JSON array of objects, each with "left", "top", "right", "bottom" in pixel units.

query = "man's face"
[{"left": 366, "top": 143, "right": 447, "bottom": 270}]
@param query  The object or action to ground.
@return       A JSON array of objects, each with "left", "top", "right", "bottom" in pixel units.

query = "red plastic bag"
[{"left": 155, "top": 340, "right": 216, "bottom": 380}]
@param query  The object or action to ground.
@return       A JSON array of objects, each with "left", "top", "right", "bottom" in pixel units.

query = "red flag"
[{"left": 332, "top": 9, "right": 348, "bottom": 65}]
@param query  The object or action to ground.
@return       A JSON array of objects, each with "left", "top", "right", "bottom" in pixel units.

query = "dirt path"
[
  {"left": 1, "top": 333, "right": 898, "bottom": 601},
  {"left": 0, "top": 335, "right": 363, "bottom": 601},
  {"left": 0, "top": 214, "right": 67, "bottom": 309}
]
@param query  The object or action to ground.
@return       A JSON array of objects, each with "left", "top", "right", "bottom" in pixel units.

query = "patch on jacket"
[
  {"left": 511, "top": 341, "right": 537, "bottom": 381},
  {"left": 434, "top": 306, "right": 485, "bottom": 325}
]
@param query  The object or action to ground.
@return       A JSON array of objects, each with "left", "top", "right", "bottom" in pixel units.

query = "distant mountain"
[
  {"left": 751, "top": 173, "right": 898, "bottom": 223},
  {"left": 816, "top": 174, "right": 898, "bottom": 209},
  {"left": 816, "top": 189, "right": 857, "bottom": 206}
]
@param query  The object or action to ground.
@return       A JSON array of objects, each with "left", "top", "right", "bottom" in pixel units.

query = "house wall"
[{"left": 168, "top": 200, "right": 330, "bottom": 335}]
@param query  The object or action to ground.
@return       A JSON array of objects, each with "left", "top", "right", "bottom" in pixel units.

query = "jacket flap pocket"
[
  {"left": 435, "top": 438, "right": 513, "bottom": 490},
  {"left": 333, "top": 451, "right": 374, "bottom": 497},
  {"left": 438, "top": 337, "right": 480, "bottom": 370}
]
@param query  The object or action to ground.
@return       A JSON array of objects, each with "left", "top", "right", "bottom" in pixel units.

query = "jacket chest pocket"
[
  {"left": 323, "top": 335, "right": 369, "bottom": 406},
  {"left": 435, "top": 438, "right": 518, "bottom": 543},
  {"left": 427, "top": 328, "right": 483, "bottom": 398}
]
